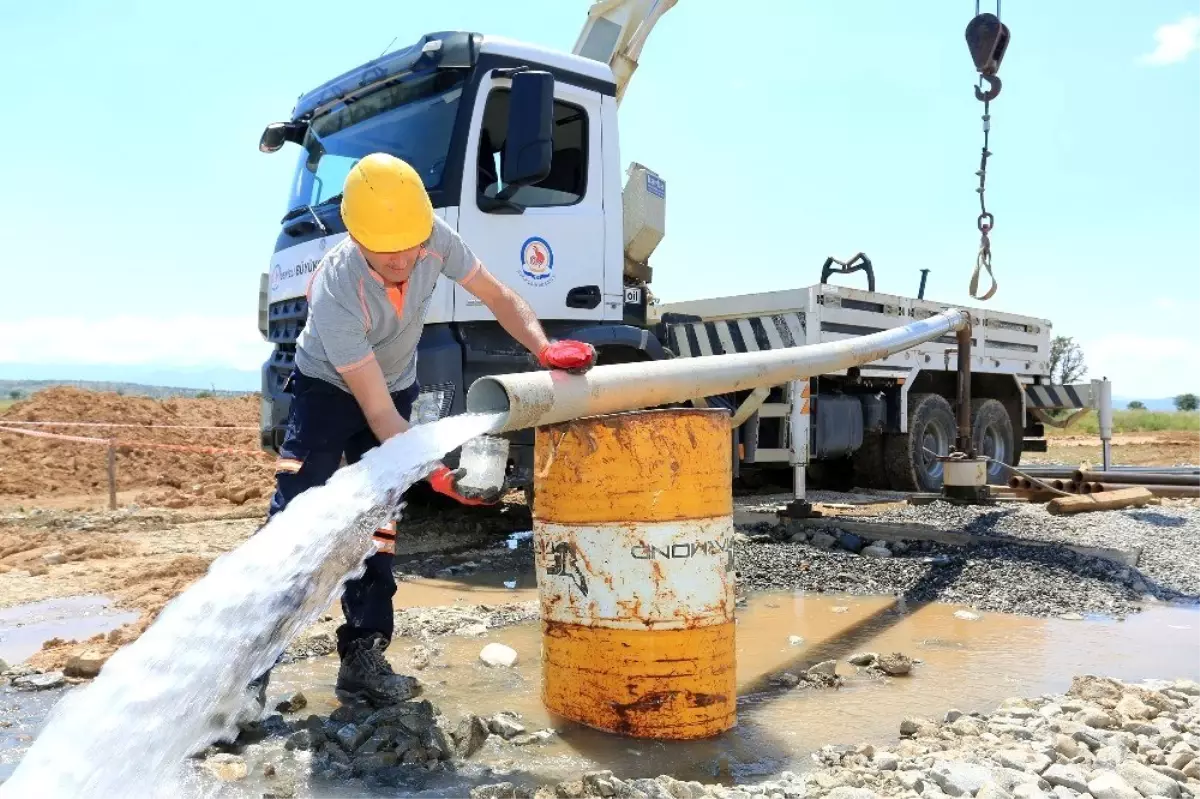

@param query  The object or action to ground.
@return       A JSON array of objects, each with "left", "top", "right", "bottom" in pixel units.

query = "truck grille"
[{"left": 266, "top": 298, "right": 309, "bottom": 392}]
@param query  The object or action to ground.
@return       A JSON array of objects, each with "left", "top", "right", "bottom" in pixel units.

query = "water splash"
[{"left": 2, "top": 412, "right": 504, "bottom": 799}]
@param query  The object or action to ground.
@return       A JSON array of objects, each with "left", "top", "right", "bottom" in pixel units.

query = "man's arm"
[
  {"left": 341, "top": 356, "right": 409, "bottom": 443},
  {"left": 461, "top": 266, "right": 551, "bottom": 355}
]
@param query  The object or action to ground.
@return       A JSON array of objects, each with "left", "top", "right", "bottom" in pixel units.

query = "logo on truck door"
[{"left": 519, "top": 237, "right": 555, "bottom": 286}]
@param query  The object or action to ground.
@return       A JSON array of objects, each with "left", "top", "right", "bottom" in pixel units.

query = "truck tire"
[
  {"left": 884, "top": 393, "right": 956, "bottom": 492},
  {"left": 852, "top": 432, "right": 889, "bottom": 489},
  {"left": 971, "top": 398, "right": 1016, "bottom": 485}
]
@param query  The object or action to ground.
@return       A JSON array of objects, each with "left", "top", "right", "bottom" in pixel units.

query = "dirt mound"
[{"left": 0, "top": 387, "right": 273, "bottom": 506}]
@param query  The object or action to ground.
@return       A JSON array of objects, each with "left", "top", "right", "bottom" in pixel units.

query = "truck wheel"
[
  {"left": 971, "top": 398, "right": 1016, "bottom": 485},
  {"left": 852, "top": 432, "right": 889, "bottom": 489},
  {"left": 884, "top": 393, "right": 956, "bottom": 492}
]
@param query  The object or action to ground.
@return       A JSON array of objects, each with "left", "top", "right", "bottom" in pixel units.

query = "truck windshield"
[{"left": 285, "top": 70, "right": 465, "bottom": 214}]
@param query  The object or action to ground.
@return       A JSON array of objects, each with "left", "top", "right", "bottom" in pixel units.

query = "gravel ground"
[
  {"left": 468, "top": 675, "right": 1200, "bottom": 799},
  {"left": 855, "top": 500, "right": 1200, "bottom": 599},
  {"left": 732, "top": 533, "right": 1159, "bottom": 618}
]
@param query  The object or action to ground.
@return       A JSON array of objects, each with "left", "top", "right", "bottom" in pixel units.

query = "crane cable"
[{"left": 965, "top": 1, "right": 1010, "bottom": 301}]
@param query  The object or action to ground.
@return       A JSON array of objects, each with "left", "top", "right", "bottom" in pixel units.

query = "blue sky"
[{"left": 0, "top": 1, "right": 1197, "bottom": 396}]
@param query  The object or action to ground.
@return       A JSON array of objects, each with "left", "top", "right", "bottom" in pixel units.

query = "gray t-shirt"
[{"left": 295, "top": 216, "right": 480, "bottom": 392}]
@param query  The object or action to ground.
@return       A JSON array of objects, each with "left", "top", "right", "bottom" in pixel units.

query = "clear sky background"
[{"left": 0, "top": 1, "right": 1197, "bottom": 397}]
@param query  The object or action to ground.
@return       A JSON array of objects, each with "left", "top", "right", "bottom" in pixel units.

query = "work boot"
[{"left": 335, "top": 635, "right": 419, "bottom": 707}]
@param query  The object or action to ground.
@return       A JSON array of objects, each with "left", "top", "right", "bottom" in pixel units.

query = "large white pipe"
[{"left": 468, "top": 308, "right": 971, "bottom": 432}]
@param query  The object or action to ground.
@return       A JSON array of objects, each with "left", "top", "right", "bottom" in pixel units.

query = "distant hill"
[
  {"left": 0, "top": 363, "right": 260, "bottom": 394},
  {"left": 0, "top": 379, "right": 254, "bottom": 400}
]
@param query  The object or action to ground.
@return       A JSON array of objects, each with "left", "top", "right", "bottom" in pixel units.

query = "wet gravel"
[{"left": 856, "top": 500, "right": 1200, "bottom": 598}]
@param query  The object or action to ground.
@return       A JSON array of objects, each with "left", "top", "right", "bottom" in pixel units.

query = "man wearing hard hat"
[{"left": 269, "top": 153, "right": 595, "bottom": 707}]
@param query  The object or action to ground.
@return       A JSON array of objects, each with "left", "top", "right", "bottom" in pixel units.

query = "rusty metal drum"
[{"left": 533, "top": 408, "right": 736, "bottom": 739}]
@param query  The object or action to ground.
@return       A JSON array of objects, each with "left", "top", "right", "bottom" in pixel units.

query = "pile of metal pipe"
[{"left": 1074, "top": 470, "right": 1200, "bottom": 487}]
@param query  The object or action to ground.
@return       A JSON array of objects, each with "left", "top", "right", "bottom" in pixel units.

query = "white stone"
[
  {"left": 1115, "top": 761, "right": 1180, "bottom": 799},
  {"left": 1087, "top": 771, "right": 1141, "bottom": 799},
  {"left": 861, "top": 545, "right": 892, "bottom": 559},
  {"left": 789, "top": 636, "right": 805, "bottom": 647},
  {"left": 929, "top": 762, "right": 995, "bottom": 797},
  {"left": 875, "top": 753, "right": 901, "bottom": 771},
  {"left": 954, "top": 610, "right": 982, "bottom": 621},
  {"left": 479, "top": 643, "right": 519, "bottom": 668},
  {"left": 1044, "top": 764, "right": 1090, "bottom": 793}
]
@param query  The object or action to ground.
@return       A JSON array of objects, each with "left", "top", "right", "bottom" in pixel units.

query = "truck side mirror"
[
  {"left": 503, "top": 71, "right": 554, "bottom": 186},
  {"left": 259, "top": 122, "right": 306, "bottom": 154}
]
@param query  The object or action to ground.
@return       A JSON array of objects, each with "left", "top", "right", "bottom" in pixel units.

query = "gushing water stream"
[{"left": 1, "top": 412, "right": 505, "bottom": 799}]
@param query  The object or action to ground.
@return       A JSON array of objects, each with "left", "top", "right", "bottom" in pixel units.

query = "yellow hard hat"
[{"left": 340, "top": 153, "right": 434, "bottom": 252}]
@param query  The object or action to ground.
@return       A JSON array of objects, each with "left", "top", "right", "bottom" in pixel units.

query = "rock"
[
  {"left": 875, "top": 752, "right": 901, "bottom": 771},
  {"left": 1057, "top": 736, "right": 1082, "bottom": 759},
  {"left": 1041, "top": 705, "right": 1065, "bottom": 719},
  {"left": 833, "top": 606, "right": 850, "bottom": 613},
  {"left": 1116, "top": 761, "right": 1180, "bottom": 798},
  {"left": 771, "top": 673, "right": 801, "bottom": 689},
  {"left": 1150, "top": 765, "right": 1185, "bottom": 784},
  {"left": 512, "top": 730, "right": 555, "bottom": 746},
  {"left": 811, "top": 532, "right": 837, "bottom": 550},
  {"left": 789, "top": 636, "right": 805, "bottom": 647},
  {"left": 583, "top": 771, "right": 619, "bottom": 798},
  {"left": 457, "top": 622, "right": 489, "bottom": 637},
  {"left": 1182, "top": 761, "right": 1200, "bottom": 780},
  {"left": 808, "top": 660, "right": 838, "bottom": 678},
  {"left": 275, "top": 691, "right": 308, "bottom": 714},
  {"left": 472, "top": 783, "right": 522, "bottom": 799},
  {"left": 930, "top": 762, "right": 995, "bottom": 796},
  {"left": 0, "top": 658, "right": 9, "bottom": 674},
  {"left": 335, "top": 723, "right": 373, "bottom": 752},
  {"left": 1073, "top": 729, "right": 1107, "bottom": 752},
  {"left": 1167, "top": 750, "right": 1195, "bottom": 771},
  {"left": 898, "top": 771, "right": 926, "bottom": 792},
  {"left": 480, "top": 643, "right": 519, "bottom": 668},
  {"left": 850, "top": 653, "right": 879, "bottom": 667},
  {"left": 1012, "top": 785, "right": 1051, "bottom": 799},
  {"left": 1088, "top": 772, "right": 1141, "bottom": 799},
  {"left": 330, "top": 704, "right": 374, "bottom": 725},
  {"left": 1059, "top": 613, "right": 1085, "bottom": 621},
  {"left": 1044, "top": 765, "right": 1090, "bottom": 793},
  {"left": 454, "top": 715, "right": 490, "bottom": 758},
  {"left": 862, "top": 545, "right": 893, "bottom": 559},
  {"left": 63, "top": 649, "right": 108, "bottom": 679},
  {"left": 998, "top": 750, "right": 1052, "bottom": 774},
  {"left": 352, "top": 752, "right": 400, "bottom": 775},
  {"left": 42, "top": 552, "right": 64, "bottom": 566},
  {"left": 1080, "top": 711, "right": 1119, "bottom": 730},
  {"left": 954, "top": 610, "right": 982, "bottom": 621},
  {"left": 1115, "top": 696, "right": 1155, "bottom": 722},
  {"left": 789, "top": 532, "right": 809, "bottom": 543},
  {"left": 827, "top": 789, "right": 880, "bottom": 799},
  {"left": 1069, "top": 677, "right": 1125, "bottom": 710},
  {"left": 952, "top": 718, "right": 984, "bottom": 737},
  {"left": 978, "top": 784, "right": 1014, "bottom": 799},
  {"left": 879, "top": 653, "right": 914, "bottom": 677},
  {"left": 489, "top": 714, "right": 527, "bottom": 740},
  {"left": 837, "top": 532, "right": 865, "bottom": 553},
  {"left": 13, "top": 672, "right": 65, "bottom": 691},
  {"left": 204, "top": 754, "right": 248, "bottom": 782},
  {"left": 1094, "top": 747, "right": 1129, "bottom": 769},
  {"left": 945, "top": 710, "right": 965, "bottom": 723},
  {"left": 1169, "top": 680, "right": 1200, "bottom": 697},
  {"left": 901, "top": 718, "right": 935, "bottom": 738}
]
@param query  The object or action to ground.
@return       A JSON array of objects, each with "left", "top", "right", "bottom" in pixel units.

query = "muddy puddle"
[
  {"left": 0, "top": 596, "right": 138, "bottom": 665},
  {"left": 0, "top": 596, "right": 139, "bottom": 781},
  {"left": 260, "top": 581, "right": 1200, "bottom": 793}
]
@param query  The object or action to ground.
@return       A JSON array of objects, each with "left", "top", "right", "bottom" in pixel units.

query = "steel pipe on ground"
[
  {"left": 1074, "top": 470, "right": 1200, "bottom": 487},
  {"left": 1089, "top": 483, "right": 1200, "bottom": 498},
  {"left": 468, "top": 309, "right": 972, "bottom": 432}
]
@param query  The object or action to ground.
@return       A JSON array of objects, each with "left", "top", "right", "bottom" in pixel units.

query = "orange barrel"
[{"left": 533, "top": 408, "right": 736, "bottom": 739}]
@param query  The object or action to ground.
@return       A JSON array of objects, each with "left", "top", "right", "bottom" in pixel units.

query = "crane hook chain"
[{"left": 965, "top": 3, "right": 1010, "bottom": 301}]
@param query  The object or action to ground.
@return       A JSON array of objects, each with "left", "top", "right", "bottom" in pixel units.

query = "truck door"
[{"left": 454, "top": 77, "right": 605, "bottom": 322}]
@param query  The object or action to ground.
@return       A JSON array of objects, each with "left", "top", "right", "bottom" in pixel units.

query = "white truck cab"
[{"left": 258, "top": 28, "right": 667, "bottom": 488}]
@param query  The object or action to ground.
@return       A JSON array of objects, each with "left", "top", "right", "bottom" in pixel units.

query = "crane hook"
[{"left": 974, "top": 73, "right": 1002, "bottom": 102}]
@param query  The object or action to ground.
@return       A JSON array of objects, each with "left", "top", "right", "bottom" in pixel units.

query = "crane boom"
[{"left": 572, "top": 0, "right": 677, "bottom": 104}]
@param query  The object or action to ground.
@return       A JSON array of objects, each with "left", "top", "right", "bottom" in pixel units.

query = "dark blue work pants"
[{"left": 268, "top": 370, "right": 418, "bottom": 658}]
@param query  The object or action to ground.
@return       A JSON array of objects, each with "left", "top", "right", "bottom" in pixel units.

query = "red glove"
[
  {"left": 428, "top": 465, "right": 502, "bottom": 506},
  {"left": 537, "top": 340, "right": 596, "bottom": 374}
]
